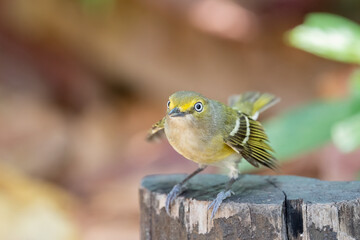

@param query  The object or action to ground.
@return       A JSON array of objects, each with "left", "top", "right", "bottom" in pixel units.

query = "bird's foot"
[
  {"left": 165, "top": 184, "right": 184, "bottom": 215},
  {"left": 208, "top": 190, "right": 234, "bottom": 219}
]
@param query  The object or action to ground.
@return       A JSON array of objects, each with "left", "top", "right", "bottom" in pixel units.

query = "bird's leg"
[
  {"left": 207, "top": 177, "right": 237, "bottom": 219},
  {"left": 165, "top": 166, "right": 206, "bottom": 215},
  {"left": 208, "top": 167, "right": 239, "bottom": 219}
]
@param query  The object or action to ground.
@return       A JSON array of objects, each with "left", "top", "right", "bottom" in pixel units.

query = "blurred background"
[{"left": 0, "top": 0, "right": 360, "bottom": 239}]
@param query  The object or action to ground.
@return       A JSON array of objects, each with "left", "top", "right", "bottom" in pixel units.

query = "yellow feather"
[{"left": 179, "top": 101, "right": 197, "bottom": 112}]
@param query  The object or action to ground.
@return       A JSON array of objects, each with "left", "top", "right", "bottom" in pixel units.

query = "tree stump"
[{"left": 139, "top": 174, "right": 360, "bottom": 240}]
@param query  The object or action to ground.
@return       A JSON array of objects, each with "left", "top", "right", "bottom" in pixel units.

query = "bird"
[{"left": 147, "top": 91, "right": 279, "bottom": 219}]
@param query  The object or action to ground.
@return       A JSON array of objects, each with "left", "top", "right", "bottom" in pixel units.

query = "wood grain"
[{"left": 140, "top": 174, "right": 360, "bottom": 240}]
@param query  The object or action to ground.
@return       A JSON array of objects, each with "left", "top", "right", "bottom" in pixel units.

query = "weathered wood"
[{"left": 139, "top": 174, "right": 360, "bottom": 240}]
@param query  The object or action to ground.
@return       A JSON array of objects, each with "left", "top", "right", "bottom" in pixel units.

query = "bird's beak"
[{"left": 168, "top": 107, "right": 186, "bottom": 117}]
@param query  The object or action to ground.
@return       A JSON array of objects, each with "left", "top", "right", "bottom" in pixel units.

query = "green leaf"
[
  {"left": 239, "top": 97, "right": 360, "bottom": 172},
  {"left": 349, "top": 68, "right": 360, "bottom": 97},
  {"left": 332, "top": 113, "right": 360, "bottom": 153},
  {"left": 287, "top": 13, "right": 360, "bottom": 64},
  {"left": 266, "top": 98, "right": 360, "bottom": 159}
]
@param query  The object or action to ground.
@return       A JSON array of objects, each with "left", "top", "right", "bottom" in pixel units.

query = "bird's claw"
[
  {"left": 165, "top": 184, "right": 184, "bottom": 215},
  {"left": 208, "top": 190, "right": 234, "bottom": 219}
]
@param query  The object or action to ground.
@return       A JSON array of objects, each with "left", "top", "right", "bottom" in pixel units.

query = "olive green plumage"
[{"left": 148, "top": 91, "right": 279, "bottom": 171}]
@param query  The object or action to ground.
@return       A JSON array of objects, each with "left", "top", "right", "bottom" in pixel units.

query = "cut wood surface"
[{"left": 139, "top": 174, "right": 360, "bottom": 240}]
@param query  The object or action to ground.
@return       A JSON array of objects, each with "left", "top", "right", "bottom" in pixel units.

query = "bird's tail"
[{"left": 228, "top": 92, "right": 280, "bottom": 120}]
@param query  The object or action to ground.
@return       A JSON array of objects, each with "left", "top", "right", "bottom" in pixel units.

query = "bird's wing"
[
  {"left": 147, "top": 117, "right": 166, "bottom": 141},
  {"left": 224, "top": 113, "right": 278, "bottom": 170},
  {"left": 228, "top": 92, "right": 280, "bottom": 119}
]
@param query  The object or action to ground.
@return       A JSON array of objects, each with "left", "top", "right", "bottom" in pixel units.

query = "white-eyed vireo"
[{"left": 148, "top": 91, "right": 279, "bottom": 219}]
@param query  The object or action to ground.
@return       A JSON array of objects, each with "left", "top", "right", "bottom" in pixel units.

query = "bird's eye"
[
  {"left": 167, "top": 101, "right": 171, "bottom": 109},
  {"left": 194, "top": 102, "right": 203, "bottom": 112}
]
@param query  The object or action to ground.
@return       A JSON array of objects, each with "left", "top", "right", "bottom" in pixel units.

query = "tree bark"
[{"left": 139, "top": 174, "right": 360, "bottom": 240}]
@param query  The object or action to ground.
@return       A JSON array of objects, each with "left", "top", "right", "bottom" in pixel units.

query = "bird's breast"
[{"left": 164, "top": 116, "right": 234, "bottom": 164}]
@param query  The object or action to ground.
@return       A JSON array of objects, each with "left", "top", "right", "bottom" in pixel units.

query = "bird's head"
[{"left": 166, "top": 91, "right": 210, "bottom": 120}]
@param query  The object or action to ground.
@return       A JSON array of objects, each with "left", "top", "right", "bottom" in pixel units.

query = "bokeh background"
[{"left": 0, "top": 0, "right": 360, "bottom": 239}]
